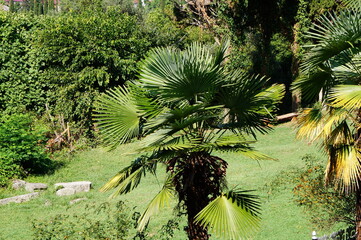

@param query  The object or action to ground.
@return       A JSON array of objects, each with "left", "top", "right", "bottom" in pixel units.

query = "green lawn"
[{"left": 0, "top": 123, "right": 340, "bottom": 239}]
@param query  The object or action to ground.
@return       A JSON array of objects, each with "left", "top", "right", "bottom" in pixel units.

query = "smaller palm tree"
[
  {"left": 293, "top": 6, "right": 361, "bottom": 239},
  {"left": 95, "top": 42, "right": 284, "bottom": 239}
]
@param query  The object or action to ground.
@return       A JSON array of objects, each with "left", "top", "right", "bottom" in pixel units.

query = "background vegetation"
[{"left": 0, "top": 0, "right": 357, "bottom": 239}]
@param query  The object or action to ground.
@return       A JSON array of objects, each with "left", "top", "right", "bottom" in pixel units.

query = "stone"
[
  {"left": 25, "top": 183, "right": 48, "bottom": 192},
  {"left": 69, "top": 197, "right": 87, "bottom": 205},
  {"left": 12, "top": 179, "right": 26, "bottom": 190},
  {"left": 0, "top": 192, "right": 40, "bottom": 205},
  {"left": 56, "top": 188, "right": 76, "bottom": 196},
  {"left": 54, "top": 181, "right": 92, "bottom": 194}
]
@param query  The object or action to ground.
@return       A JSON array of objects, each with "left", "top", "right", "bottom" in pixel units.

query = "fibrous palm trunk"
[
  {"left": 167, "top": 152, "right": 227, "bottom": 240},
  {"left": 356, "top": 109, "right": 361, "bottom": 240}
]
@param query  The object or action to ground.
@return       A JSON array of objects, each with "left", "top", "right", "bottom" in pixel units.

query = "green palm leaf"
[
  {"left": 330, "top": 85, "right": 361, "bottom": 110},
  {"left": 292, "top": 68, "right": 333, "bottom": 101},
  {"left": 326, "top": 145, "right": 361, "bottom": 191},
  {"left": 344, "top": 0, "right": 361, "bottom": 9},
  {"left": 296, "top": 102, "right": 328, "bottom": 141},
  {"left": 139, "top": 43, "right": 223, "bottom": 105},
  {"left": 99, "top": 156, "right": 155, "bottom": 196},
  {"left": 94, "top": 86, "right": 142, "bottom": 149},
  {"left": 218, "top": 72, "right": 284, "bottom": 136},
  {"left": 194, "top": 189, "right": 260, "bottom": 240},
  {"left": 137, "top": 176, "right": 176, "bottom": 231},
  {"left": 302, "top": 10, "right": 361, "bottom": 70}
]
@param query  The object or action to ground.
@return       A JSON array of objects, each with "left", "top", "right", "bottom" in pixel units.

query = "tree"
[
  {"left": 293, "top": 6, "right": 361, "bottom": 239},
  {"left": 95, "top": 42, "right": 284, "bottom": 239}
]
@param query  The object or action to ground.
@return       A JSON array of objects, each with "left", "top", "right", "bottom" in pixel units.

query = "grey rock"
[
  {"left": 54, "top": 181, "right": 92, "bottom": 193},
  {"left": 0, "top": 4, "right": 9, "bottom": 11},
  {"left": 12, "top": 179, "right": 26, "bottom": 190},
  {"left": 0, "top": 192, "right": 40, "bottom": 205},
  {"left": 25, "top": 183, "right": 48, "bottom": 192},
  {"left": 69, "top": 197, "right": 87, "bottom": 205},
  {"left": 56, "top": 188, "right": 76, "bottom": 196}
]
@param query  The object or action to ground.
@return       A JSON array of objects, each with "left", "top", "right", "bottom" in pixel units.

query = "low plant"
[
  {"left": 293, "top": 154, "right": 355, "bottom": 229},
  {"left": 32, "top": 201, "right": 181, "bottom": 240},
  {"left": 0, "top": 114, "right": 52, "bottom": 186},
  {"left": 32, "top": 201, "right": 133, "bottom": 240}
]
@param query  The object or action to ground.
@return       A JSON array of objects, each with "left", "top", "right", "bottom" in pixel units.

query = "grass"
[{"left": 0, "top": 123, "right": 342, "bottom": 239}]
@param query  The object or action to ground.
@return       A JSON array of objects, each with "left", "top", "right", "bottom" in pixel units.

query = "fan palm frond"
[
  {"left": 218, "top": 72, "right": 284, "bottom": 136},
  {"left": 326, "top": 145, "right": 361, "bottom": 191},
  {"left": 137, "top": 176, "right": 176, "bottom": 231},
  {"left": 94, "top": 86, "right": 143, "bottom": 149},
  {"left": 292, "top": 68, "right": 333, "bottom": 101},
  {"left": 330, "top": 85, "right": 361, "bottom": 110},
  {"left": 302, "top": 10, "right": 361, "bottom": 70},
  {"left": 99, "top": 156, "right": 155, "bottom": 196},
  {"left": 212, "top": 39, "right": 230, "bottom": 66},
  {"left": 194, "top": 189, "right": 261, "bottom": 240},
  {"left": 139, "top": 44, "right": 223, "bottom": 105},
  {"left": 343, "top": 0, "right": 361, "bottom": 9},
  {"left": 296, "top": 102, "right": 327, "bottom": 141}
]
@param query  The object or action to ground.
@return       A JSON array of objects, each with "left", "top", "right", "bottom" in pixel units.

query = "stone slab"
[
  {"left": 54, "top": 181, "right": 91, "bottom": 193},
  {"left": 56, "top": 188, "right": 76, "bottom": 196},
  {"left": 0, "top": 192, "right": 40, "bottom": 205},
  {"left": 25, "top": 183, "right": 48, "bottom": 192},
  {"left": 12, "top": 179, "right": 26, "bottom": 190}
]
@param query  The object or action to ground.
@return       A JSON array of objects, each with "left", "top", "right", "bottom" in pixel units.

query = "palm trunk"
[
  {"left": 356, "top": 109, "right": 361, "bottom": 240},
  {"left": 167, "top": 152, "right": 227, "bottom": 240}
]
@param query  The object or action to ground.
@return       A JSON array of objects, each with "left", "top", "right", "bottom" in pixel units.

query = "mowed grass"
[{"left": 0, "top": 123, "right": 338, "bottom": 239}]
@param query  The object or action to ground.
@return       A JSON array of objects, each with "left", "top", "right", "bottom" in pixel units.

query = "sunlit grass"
[{"left": 0, "top": 123, "right": 337, "bottom": 239}]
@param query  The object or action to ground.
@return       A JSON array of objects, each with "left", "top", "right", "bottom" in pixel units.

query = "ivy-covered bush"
[
  {"left": 31, "top": 9, "right": 151, "bottom": 136},
  {"left": 0, "top": 13, "right": 45, "bottom": 115},
  {"left": 0, "top": 114, "right": 51, "bottom": 186}
]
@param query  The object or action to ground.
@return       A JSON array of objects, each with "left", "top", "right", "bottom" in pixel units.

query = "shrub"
[
  {"left": 0, "top": 114, "right": 52, "bottom": 186},
  {"left": 33, "top": 201, "right": 133, "bottom": 240},
  {"left": 293, "top": 154, "right": 355, "bottom": 229}
]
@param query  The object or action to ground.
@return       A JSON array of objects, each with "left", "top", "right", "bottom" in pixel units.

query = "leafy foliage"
[
  {"left": 194, "top": 189, "right": 260, "bottom": 240},
  {"left": 0, "top": 114, "right": 51, "bottom": 186},
  {"left": 0, "top": 13, "right": 45, "bottom": 115},
  {"left": 32, "top": 201, "right": 133, "bottom": 240},
  {"left": 31, "top": 10, "right": 151, "bottom": 136},
  {"left": 293, "top": 155, "right": 355, "bottom": 229}
]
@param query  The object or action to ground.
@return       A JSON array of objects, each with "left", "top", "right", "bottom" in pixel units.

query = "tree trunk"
[
  {"left": 356, "top": 109, "right": 361, "bottom": 240},
  {"left": 167, "top": 152, "right": 227, "bottom": 240}
]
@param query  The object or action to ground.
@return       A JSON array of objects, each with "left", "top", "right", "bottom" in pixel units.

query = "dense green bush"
[
  {"left": 31, "top": 9, "right": 151, "bottom": 136},
  {"left": 0, "top": 114, "right": 51, "bottom": 186},
  {"left": 0, "top": 13, "right": 45, "bottom": 115}
]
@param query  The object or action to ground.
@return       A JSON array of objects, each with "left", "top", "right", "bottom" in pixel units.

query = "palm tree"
[
  {"left": 293, "top": 5, "right": 361, "bottom": 239},
  {"left": 94, "top": 42, "right": 284, "bottom": 239}
]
